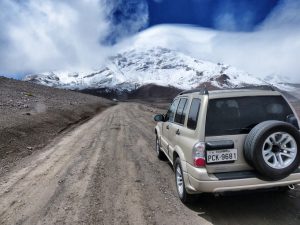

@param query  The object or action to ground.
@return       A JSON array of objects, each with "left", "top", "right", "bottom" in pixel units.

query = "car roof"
[
  {"left": 178, "top": 87, "right": 282, "bottom": 99},
  {"left": 207, "top": 89, "right": 281, "bottom": 99}
]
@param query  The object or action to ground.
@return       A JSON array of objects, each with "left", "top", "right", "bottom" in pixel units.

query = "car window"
[
  {"left": 205, "top": 96, "right": 295, "bottom": 136},
  {"left": 165, "top": 99, "right": 179, "bottom": 122},
  {"left": 187, "top": 98, "right": 201, "bottom": 130},
  {"left": 174, "top": 98, "right": 188, "bottom": 125}
]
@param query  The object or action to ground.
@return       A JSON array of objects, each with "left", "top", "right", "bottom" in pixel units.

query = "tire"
[
  {"left": 244, "top": 120, "right": 300, "bottom": 180},
  {"left": 174, "top": 158, "right": 193, "bottom": 203},
  {"left": 156, "top": 136, "right": 165, "bottom": 160}
]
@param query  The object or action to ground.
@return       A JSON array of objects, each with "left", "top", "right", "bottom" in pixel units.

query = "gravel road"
[{"left": 1, "top": 103, "right": 300, "bottom": 225}]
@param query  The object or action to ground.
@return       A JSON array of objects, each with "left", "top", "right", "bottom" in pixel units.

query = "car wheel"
[
  {"left": 244, "top": 120, "right": 300, "bottom": 180},
  {"left": 174, "top": 158, "right": 192, "bottom": 203},
  {"left": 156, "top": 136, "right": 165, "bottom": 160}
]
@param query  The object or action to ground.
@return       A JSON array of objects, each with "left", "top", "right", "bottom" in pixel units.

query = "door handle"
[
  {"left": 176, "top": 129, "right": 180, "bottom": 135},
  {"left": 166, "top": 125, "right": 169, "bottom": 130}
]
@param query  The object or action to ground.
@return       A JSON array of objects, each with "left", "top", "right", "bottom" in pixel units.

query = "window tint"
[
  {"left": 187, "top": 98, "right": 201, "bottom": 130},
  {"left": 206, "top": 96, "right": 295, "bottom": 136},
  {"left": 165, "top": 99, "right": 179, "bottom": 122},
  {"left": 174, "top": 98, "right": 188, "bottom": 125}
]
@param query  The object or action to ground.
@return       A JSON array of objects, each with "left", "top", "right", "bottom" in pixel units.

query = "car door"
[
  {"left": 168, "top": 97, "right": 189, "bottom": 158},
  {"left": 160, "top": 98, "right": 179, "bottom": 154}
]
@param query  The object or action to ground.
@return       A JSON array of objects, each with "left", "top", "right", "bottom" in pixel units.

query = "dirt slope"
[
  {"left": 0, "top": 77, "right": 113, "bottom": 175},
  {"left": 0, "top": 103, "right": 300, "bottom": 225}
]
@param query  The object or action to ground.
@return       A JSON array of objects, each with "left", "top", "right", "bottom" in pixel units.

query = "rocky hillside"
[{"left": 0, "top": 76, "right": 113, "bottom": 174}]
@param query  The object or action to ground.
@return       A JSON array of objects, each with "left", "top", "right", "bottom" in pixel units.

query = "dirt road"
[{"left": 1, "top": 103, "right": 300, "bottom": 225}]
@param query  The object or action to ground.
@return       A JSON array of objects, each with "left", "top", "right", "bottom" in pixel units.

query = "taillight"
[{"left": 192, "top": 142, "right": 206, "bottom": 167}]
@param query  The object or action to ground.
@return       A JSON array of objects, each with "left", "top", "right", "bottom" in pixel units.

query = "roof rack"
[
  {"left": 178, "top": 85, "right": 276, "bottom": 96},
  {"left": 179, "top": 88, "right": 209, "bottom": 95},
  {"left": 228, "top": 85, "right": 276, "bottom": 91}
]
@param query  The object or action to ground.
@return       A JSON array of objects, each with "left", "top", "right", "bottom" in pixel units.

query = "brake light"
[{"left": 192, "top": 142, "right": 206, "bottom": 167}]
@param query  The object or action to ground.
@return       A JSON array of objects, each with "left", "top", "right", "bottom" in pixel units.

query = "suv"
[{"left": 154, "top": 87, "right": 300, "bottom": 203}]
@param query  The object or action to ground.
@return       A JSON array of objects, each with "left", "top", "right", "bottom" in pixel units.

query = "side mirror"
[
  {"left": 154, "top": 114, "right": 164, "bottom": 122},
  {"left": 287, "top": 114, "right": 299, "bottom": 129}
]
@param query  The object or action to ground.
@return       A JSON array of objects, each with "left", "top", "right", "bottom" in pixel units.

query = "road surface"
[{"left": 1, "top": 103, "right": 300, "bottom": 225}]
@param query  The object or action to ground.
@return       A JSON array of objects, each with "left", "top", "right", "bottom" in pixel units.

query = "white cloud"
[
  {"left": 0, "top": 0, "right": 110, "bottom": 74},
  {"left": 259, "top": 0, "right": 300, "bottom": 30},
  {"left": 101, "top": 0, "right": 148, "bottom": 44},
  {"left": 214, "top": 13, "right": 237, "bottom": 31},
  {"left": 0, "top": 0, "right": 148, "bottom": 76},
  {"left": 116, "top": 0, "right": 300, "bottom": 83}
]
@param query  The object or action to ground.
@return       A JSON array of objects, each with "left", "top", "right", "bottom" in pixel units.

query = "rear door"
[
  {"left": 204, "top": 95, "right": 296, "bottom": 173},
  {"left": 160, "top": 98, "right": 179, "bottom": 153}
]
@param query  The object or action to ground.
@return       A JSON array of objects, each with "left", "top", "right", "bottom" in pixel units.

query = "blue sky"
[
  {"left": 147, "top": 0, "right": 279, "bottom": 31},
  {"left": 0, "top": 0, "right": 299, "bottom": 81},
  {"left": 104, "top": 0, "right": 279, "bottom": 44}
]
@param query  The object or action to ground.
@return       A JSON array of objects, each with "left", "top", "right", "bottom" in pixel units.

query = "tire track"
[{"left": 0, "top": 103, "right": 210, "bottom": 225}]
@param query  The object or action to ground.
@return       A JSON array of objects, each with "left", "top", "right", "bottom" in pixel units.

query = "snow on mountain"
[
  {"left": 116, "top": 25, "right": 300, "bottom": 84},
  {"left": 23, "top": 47, "right": 290, "bottom": 92}
]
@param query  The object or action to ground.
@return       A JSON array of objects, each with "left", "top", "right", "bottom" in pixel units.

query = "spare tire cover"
[{"left": 244, "top": 120, "right": 300, "bottom": 180}]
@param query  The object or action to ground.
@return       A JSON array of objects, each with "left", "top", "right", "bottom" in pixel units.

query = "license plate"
[{"left": 206, "top": 149, "right": 237, "bottom": 163}]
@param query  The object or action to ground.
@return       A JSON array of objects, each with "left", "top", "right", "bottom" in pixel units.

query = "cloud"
[
  {"left": 259, "top": 0, "right": 300, "bottom": 30},
  {"left": 0, "top": 0, "right": 108, "bottom": 75},
  {"left": 117, "top": 0, "right": 300, "bottom": 83},
  {"left": 0, "top": 0, "right": 148, "bottom": 76},
  {"left": 101, "top": 0, "right": 148, "bottom": 44},
  {"left": 212, "top": 0, "right": 258, "bottom": 32},
  {"left": 213, "top": 0, "right": 254, "bottom": 31},
  {"left": 1, "top": 0, "right": 299, "bottom": 84}
]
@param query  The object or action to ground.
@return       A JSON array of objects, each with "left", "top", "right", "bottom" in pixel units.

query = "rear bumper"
[{"left": 184, "top": 163, "right": 300, "bottom": 193}]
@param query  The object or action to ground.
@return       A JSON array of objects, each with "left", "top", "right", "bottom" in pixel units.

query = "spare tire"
[{"left": 244, "top": 120, "right": 300, "bottom": 180}]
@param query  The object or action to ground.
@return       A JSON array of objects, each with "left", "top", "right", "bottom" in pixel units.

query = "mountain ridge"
[{"left": 23, "top": 47, "right": 293, "bottom": 92}]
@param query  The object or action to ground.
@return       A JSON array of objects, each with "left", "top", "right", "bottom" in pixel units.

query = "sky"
[
  {"left": 0, "top": 0, "right": 299, "bottom": 82},
  {"left": 147, "top": 0, "right": 279, "bottom": 31}
]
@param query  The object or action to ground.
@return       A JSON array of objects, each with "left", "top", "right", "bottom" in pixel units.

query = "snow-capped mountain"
[{"left": 23, "top": 47, "right": 290, "bottom": 92}]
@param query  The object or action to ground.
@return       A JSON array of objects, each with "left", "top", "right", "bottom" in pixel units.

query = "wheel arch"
[
  {"left": 173, "top": 146, "right": 187, "bottom": 172},
  {"left": 155, "top": 125, "right": 161, "bottom": 138}
]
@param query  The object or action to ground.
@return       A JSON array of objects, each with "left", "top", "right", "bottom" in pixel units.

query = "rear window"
[
  {"left": 187, "top": 98, "right": 201, "bottom": 130},
  {"left": 174, "top": 98, "right": 188, "bottom": 125},
  {"left": 205, "top": 96, "right": 295, "bottom": 136}
]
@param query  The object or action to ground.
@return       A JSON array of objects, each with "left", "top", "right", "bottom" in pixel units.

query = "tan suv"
[{"left": 154, "top": 87, "right": 300, "bottom": 203}]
